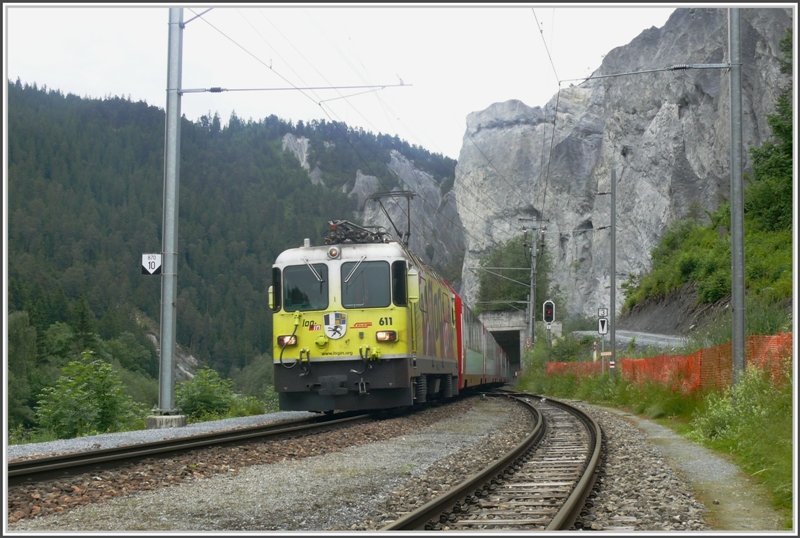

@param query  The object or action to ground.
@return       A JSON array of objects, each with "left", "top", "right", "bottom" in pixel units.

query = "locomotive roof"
[{"left": 273, "top": 240, "right": 411, "bottom": 266}]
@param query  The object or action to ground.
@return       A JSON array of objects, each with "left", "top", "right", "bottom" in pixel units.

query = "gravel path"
[
  {"left": 6, "top": 411, "right": 314, "bottom": 461},
  {"left": 6, "top": 396, "right": 784, "bottom": 533}
]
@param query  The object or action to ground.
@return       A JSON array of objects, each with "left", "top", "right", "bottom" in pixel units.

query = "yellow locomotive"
[{"left": 269, "top": 220, "right": 508, "bottom": 412}]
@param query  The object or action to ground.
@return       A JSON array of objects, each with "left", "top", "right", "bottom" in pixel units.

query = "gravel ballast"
[{"left": 5, "top": 396, "right": 785, "bottom": 532}]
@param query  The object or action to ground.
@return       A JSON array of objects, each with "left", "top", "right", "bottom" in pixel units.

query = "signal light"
[{"left": 543, "top": 300, "right": 555, "bottom": 324}]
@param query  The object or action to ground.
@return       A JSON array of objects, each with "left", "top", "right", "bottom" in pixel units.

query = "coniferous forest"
[{"left": 6, "top": 79, "right": 456, "bottom": 431}]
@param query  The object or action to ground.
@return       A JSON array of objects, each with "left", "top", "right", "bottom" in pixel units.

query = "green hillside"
[{"left": 6, "top": 79, "right": 455, "bottom": 432}]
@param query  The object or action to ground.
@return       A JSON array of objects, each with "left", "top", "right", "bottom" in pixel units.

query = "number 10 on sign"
[{"left": 142, "top": 253, "right": 162, "bottom": 275}]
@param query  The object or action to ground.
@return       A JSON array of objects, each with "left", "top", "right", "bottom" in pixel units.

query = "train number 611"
[{"left": 379, "top": 317, "right": 393, "bottom": 326}]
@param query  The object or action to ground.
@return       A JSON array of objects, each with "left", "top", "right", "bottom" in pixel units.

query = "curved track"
[{"left": 383, "top": 394, "right": 602, "bottom": 531}]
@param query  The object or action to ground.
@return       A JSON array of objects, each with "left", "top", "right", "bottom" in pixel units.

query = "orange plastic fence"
[
  {"left": 621, "top": 352, "right": 703, "bottom": 393},
  {"left": 545, "top": 333, "right": 793, "bottom": 394},
  {"left": 747, "top": 333, "right": 793, "bottom": 384}
]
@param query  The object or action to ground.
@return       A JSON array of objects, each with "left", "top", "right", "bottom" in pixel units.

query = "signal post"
[{"left": 543, "top": 300, "right": 555, "bottom": 348}]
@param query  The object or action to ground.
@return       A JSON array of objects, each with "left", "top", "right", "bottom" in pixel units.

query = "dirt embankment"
[{"left": 616, "top": 284, "right": 731, "bottom": 336}]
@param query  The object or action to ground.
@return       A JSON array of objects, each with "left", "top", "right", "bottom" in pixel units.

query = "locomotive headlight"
[
  {"left": 327, "top": 247, "right": 340, "bottom": 259},
  {"left": 277, "top": 335, "right": 297, "bottom": 346},
  {"left": 375, "top": 330, "right": 397, "bottom": 342}
]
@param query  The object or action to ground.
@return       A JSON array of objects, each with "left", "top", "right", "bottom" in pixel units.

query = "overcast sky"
[{"left": 5, "top": 3, "right": 678, "bottom": 159}]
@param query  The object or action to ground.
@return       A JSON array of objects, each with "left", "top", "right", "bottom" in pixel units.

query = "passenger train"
[{"left": 268, "top": 219, "right": 513, "bottom": 412}]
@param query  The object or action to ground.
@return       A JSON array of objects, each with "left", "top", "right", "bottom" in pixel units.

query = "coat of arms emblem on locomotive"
[{"left": 324, "top": 312, "right": 348, "bottom": 339}]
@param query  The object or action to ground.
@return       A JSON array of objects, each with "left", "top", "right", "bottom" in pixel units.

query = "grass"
[
  {"left": 518, "top": 330, "right": 794, "bottom": 530},
  {"left": 686, "top": 362, "right": 794, "bottom": 527},
  {"left": 8, "top": 425, "right": 61, "bottom": 445}
]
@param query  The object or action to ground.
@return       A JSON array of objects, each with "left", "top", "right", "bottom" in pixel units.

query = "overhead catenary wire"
[
  {"left": 188, "top": 7, "right": 405, "bottom": 140},
  {"left": 187, "top": 7, "right": 506, "bottom": 232},
  {"left": 189, "top": 9, "right": 321, "bottom": 107},
  {"left": 179, "top": 10, "right": 416, "bottom": 241},
  {"left": 302, "top": 8, "right": 453, "bottom": 159},
  {"left": 183, "top": 7, "right": 540, "bottom": 268},
  {"left": 559, "top": 63, "right": 731, "bottom": 85},
  {"left": 467, "top": 267, "right": 530, "bottom": 289},
  {"left": 536, "top": 88, "right": 561, "bottom": 222},
  {"left": 525, "top": 13, "right": 709, "bottom": 255},
  {"left": 539, "top": 61, "right": 733, "bottom": 227},
  {"left": 298, "top": 8, "right": 400, "bottom": 139},
  {"left": 378, "top": 8, "right": 569, "bottom": 287},
  {"left": 530, "top": 7, "right": 565, "bottom": 240},
  {"left": 531, "top": 8, "right": 560, "bottom": 84},
  {"left": 242, "top": 8, "right": 324, "bottom": 104},
  {"left": 170, "top": 5, "right": 702, "bottom": 328},
  {"left": 293, "top": 11, "right": 523, "bottom": 252},
  {"left": 318, "top": 87, "right": 394, "bottom": 105},
  {"left": 182, "top": 8, "right": 213, "bottom": 26},
  {"left": 378, "top": 163, "right": 506, "bottom": 254},
  {"left": 179, "top": 83, "right": 409, "bottom": 94}
]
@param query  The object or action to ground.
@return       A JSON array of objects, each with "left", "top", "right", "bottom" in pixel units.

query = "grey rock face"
[
  {"left": 281, "top": 133, "right": 311, "bottom": 171},
  {"left": 282, "top": 133, "right": 325, "bottom": 186},
  {"left": 455, "top": 7, "right": 792, "bottom": 318},
  {"left": 357, "top": 151, "right": 465, "bottom": 282},
  {"left": 281, "top": 135, "right": 466, "bottom": 282}
]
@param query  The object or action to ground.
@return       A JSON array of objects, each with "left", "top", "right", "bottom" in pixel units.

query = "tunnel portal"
[{"left": 478, "top": 311, "right": 529, "bottom": 376}]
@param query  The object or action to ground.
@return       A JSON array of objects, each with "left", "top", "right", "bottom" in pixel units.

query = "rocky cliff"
[
  {"left": 454, "top": 7, "right": 792, "bottom": 318},
  {"left": 282, "top": 135, "right": 466, "bottom": 283},
  {"left": 355, "top": 151, "right": 465, "bottom": 283}
]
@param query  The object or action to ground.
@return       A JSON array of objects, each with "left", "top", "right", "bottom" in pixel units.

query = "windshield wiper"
[
  {"left": 344, "top": 256, "right": 366, "bottom": 283},
  {"left": 302, "top": 258, "right": 323, "bottom": 283}
]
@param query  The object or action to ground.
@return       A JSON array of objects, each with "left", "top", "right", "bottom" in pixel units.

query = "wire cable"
[
  {"left": 185, "top": 7, "right": 538, "bottom": 276},
  {"left": 531, "top": 8, "right": 560, "bottom": 84}
]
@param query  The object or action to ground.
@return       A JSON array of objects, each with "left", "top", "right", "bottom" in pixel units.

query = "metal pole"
[
  {"left": 530, "top": 222, "right": 537, "bottom": 345},
  {"left": 610, "top": 168, "right": 616, "bottom": 379},
  {"left": 157, "top": 7, "right": 183, "bottom": 414},
  {"left": 520, "top": 217, "right": 538, "bottom": 348},
  {"left": 729, "top": 7, "right": 745, "bottom": 385},
  {"left": 608, "top": 168, "right": 617, "bottom": 379},
  {"left": 601, "top": 337, "right": 605, "bottom": 375}
]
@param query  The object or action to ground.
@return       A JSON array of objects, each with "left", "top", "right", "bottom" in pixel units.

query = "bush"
[
  {"left": 116, "top": 366, "right": 158, "bottom": 407},
  {"left": 547, "top": 334, "right": 593, "bottom": 362},
  {"left": 35, "top": 351, "right": 146, "bottom": 438},
  {"left": 697, "top": 267, "right": 730, "bottom": 303},
  {"left": 228, "top": 395, "right": 265, "bottom": 417},
  {"left": 264, "top": 385, "right": 281, "bottom": 413},
  {"left": 8, "top": 424, "right": 59, "bottom": 445},
  {"left": 175, "top": 367, "right": 236, "bottom": 421}
]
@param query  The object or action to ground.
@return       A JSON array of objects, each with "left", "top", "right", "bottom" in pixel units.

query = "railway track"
[
  {"left": 7, "top": 412, "right": 371, "bottom": 486},
  {"left": 383, "top": 394, "right": 602, "bottom": 531}
]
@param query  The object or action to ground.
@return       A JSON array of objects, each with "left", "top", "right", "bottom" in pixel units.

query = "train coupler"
[
  {"left": 357, "top": 378, "right": 368, "bottom": 394},
  {"left": 298, "top": 349, "right": 311, "bottom": 377}
]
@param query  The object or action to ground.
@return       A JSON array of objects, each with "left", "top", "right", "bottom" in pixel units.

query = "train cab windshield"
[
  {"left": 282, "top": 263, "right": 328, "bottom": 311},
  {"left": 342, "top": 260, "right": 390, "bottom": 308}
]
